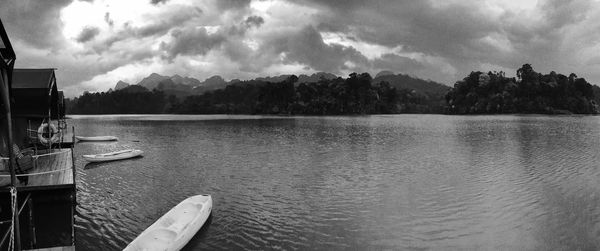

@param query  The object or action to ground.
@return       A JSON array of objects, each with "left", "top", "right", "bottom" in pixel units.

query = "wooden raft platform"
[
  {"left": 24, "top": 246, "right": 75, "bottom": 251},
  {"left": 25, "top": 149, "right": 74, "bottom": 188},
  {"left": 0, "top": 148, "right": 74, "bottom": 191}
]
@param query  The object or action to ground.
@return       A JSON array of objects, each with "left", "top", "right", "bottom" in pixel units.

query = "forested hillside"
[
  {"left": 445, "top": 64, "right": 599, "bottom": 114},
  {"left": 67, "top": 72, "right": 445, "bottom": 115}
]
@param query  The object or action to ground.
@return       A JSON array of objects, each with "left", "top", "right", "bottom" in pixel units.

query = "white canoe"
[
  {"left": 76, "top": 135, "right": 118, "bottom": 141},
  {"left": 124, "top": 195, "right": 213, "bottom": 251},
  {"left": 82, "top": 149, "right": 143, "bottom": 162}
]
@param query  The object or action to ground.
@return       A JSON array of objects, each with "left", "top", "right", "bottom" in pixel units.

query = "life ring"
[{"left": 37, "top": 123, "right": 60, "bottom": 145}]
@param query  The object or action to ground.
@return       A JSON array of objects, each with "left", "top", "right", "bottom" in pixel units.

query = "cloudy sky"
[{"left": 1, "top": 0, "right": 599, "bottom": 97}]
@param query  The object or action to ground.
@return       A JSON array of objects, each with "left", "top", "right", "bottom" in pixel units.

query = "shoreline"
[{"left": 65, "top": 113, "right": 598, "bottom": 119}]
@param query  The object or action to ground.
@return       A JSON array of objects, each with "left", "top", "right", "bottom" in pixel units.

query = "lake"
[{"left": 71, "top": 114, "right": 600, "bottom": 250}]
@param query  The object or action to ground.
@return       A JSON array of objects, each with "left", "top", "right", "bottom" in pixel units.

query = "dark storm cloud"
[
  {"left": 503, "top": 0, "right": 591, "bottom": 49},
  {"left": 265, "top": 26, "right": 369, "bottom": 73},
  {"left": 498, "top": 0, "right": 595, "bottom": 77},
  {"left": 244, "top": 16, "right": 264, "bottom": 28},
  {"left": 76, "top": 26, "right": 100, "bottom": 43},
  {"left": 160, "top": 27, "right": 227, "bottom": 60},
  {"left": 150, "top": 0, "right": 169, "bottom": 5},
  {"left": 133, "top": 7, "right": 202, "bottom": 38},
  {"left": 88, "top": 6, "right": 203, "bottom": 53},
  {"left": 299, "top": 0, "right": 599, "bottom": 82},
  {"left": 215, "top": 0, "right": 252, "bottom": 10},
  {"left": 4, "top": 0, "right": 600, "bottom": 95},
  {"left": 286, "top": 0, "right": 503, "bottom": 81},
  {"left": 161, "top": 14, "right": 265, "bottom": 61},
  {"left": 318, "top": 0, "right": 498, "bottom": 58},
  {"left": 540, "top": 0, "right": 591, "bottom": 28},
  {"left": 0, "top": 0, "right": 73, "bottom": 49},
  {"left": 372, "top": 53, "right": 424, "bottom": 73}
]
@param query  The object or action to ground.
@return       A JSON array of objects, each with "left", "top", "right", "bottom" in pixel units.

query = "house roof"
[
  {"left": 11, "top": 69, "right": 61, "bottom": 118},
  {"left": 0, "top": 19, "right": 15, "bottom": 68},
  {"left": 13, "top": 69, "right": 56, "bottom": 89}
]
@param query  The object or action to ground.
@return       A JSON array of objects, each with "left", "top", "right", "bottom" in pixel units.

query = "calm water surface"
[{"left": 71, "top": 115, "right": 600, "bottom": 250}]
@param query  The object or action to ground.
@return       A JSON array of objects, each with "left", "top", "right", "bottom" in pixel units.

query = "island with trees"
[{"left": 445, "top": 64, "right": 600, "bottom": 114}]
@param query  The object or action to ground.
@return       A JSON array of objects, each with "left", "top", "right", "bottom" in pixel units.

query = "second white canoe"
[
  {"left": 124, "top": 195, "right": 213, "bottom": 251},
  {"left": 76, "top": 135, "right": 118, "bottom": 141},
  {"left": 82, "top": 149, "right": 143, "bottom": 162}
]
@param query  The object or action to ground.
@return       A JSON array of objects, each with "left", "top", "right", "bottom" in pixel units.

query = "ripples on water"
[{"left": 71, "top": 115, "right": 600, "bottom": 250}]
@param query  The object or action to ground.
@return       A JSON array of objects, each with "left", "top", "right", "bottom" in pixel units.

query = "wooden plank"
[
  {"left": 19, "top": 149, "right": 74, "bottom": 188},
  {"left": 24, "top": 246, "right": 75, "bottom": 251}
]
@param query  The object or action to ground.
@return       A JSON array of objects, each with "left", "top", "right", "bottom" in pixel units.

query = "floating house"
[
  {"left": 11, "top": 69, "right": 70, "bottom": 148},
  {"left": 0, "top": 19, "right": 76, "bottom": 251}
]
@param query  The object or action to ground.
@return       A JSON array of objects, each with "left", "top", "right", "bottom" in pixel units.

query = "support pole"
[
  {"left": 1, "top": 67, "right": 21, "bottom": 251},
  {"left": 27, "top": 196, "right": 36, "bottom": 249}
]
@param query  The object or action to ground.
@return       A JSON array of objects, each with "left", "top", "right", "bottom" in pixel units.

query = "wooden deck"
[
  {"left": 0, "top": 148, "right": 74, "bottom": 191},
  {"left": 25, "top": 149, "right": 73, "bottom": 188},
  {"left": 24, "top": 246, "right": 75, "bottom": 251}
]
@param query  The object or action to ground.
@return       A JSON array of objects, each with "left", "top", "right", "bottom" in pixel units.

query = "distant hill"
[
  {"left": 157, "top": 78, "right": 193, "bottom": 98},
  {"left": 256, "top": 75, "right": 292, "bottom": 83},
  {"left": 171, "top": 74, "right": 201, "bottom": 86},
  {"left": 119, "top": 85, "right": 149, "bottom": 93},
  {"left": 111, "top": 71, "right": 449, "bottom": 101},
  {"left": 71, "top": 71, "right": 451, "bottom": 115},
  {"left": 115, "top": 73, "right": 204, "bottom": 98},
  {"left": 114, "top": 80, "right": 130, "bottom": 90},
  {"left": 256, "top": 72, "right": 338, "bottom": 85},
  {"left": 372, "top": 72, "right": 450, "bottom": 97},
  {"left": 375, "top": 70, "right": 394, "bottom": 78},
  {"left": 138, "top": 73, "right": 170, "bottom": 90},
  {"left": 122, "top": 73, "right": 228, "bottom": 97},
  {"left": 297, "top": 72, "right": 338, "bottom": 84},
  {"left": 193, "top": 75, "right": 227, "bottom": 94},
  {"left": 157, "top": 79, "right": 192, "bottom": 91}
]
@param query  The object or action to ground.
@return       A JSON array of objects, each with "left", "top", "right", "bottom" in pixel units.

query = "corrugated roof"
[{"left": 12, "top": 69, "right": 55, "bottom": 89}]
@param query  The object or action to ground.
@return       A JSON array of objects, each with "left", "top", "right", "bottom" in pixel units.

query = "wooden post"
[
  {"left": 1, "top": 66, "right": 21, "bottom": 251},
  {"left": 71, "top": 126, "right": 76, "bottom": 184},
  {"left": 27, "top": 197, "right": 36, "bottom": 249}
]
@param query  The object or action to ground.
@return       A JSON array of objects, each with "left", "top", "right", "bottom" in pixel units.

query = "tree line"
[
  {"left": 67, "top": 73, "right": 441, "bottom": 115},
  {"left": 66, "top": 87, "right": 166, "bottom": 114},
  {"left": 66, "top": 65, "right": 599, "bottom": 115}
]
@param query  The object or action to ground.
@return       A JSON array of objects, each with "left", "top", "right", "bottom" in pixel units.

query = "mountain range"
[{"left": 114, "top": 71, "right": 450, "bottom": 98}]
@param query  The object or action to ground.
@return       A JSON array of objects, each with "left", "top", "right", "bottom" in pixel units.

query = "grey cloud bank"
[{"left": 0, "top": 0, "right": 598, "bottom": 97}]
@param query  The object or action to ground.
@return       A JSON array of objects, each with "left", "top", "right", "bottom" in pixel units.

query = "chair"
[
  {"left": 12, "top": 144, "right": 34, "bottom": 184},
  {"left": 0, "top": 144, "right": 34, "bottom": 186}
]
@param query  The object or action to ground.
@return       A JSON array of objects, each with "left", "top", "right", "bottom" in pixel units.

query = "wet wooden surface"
[
  {"left": 23, "top": 149, "right": 73, "bottom": 187},
  {"left": 24, "top": 246, "right": 75, "bottom": 251}
]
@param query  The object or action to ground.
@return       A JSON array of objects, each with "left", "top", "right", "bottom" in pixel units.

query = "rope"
[
  {"left": 0, "top": 149, "right": 69, "bottom": 160},
  {"left": 28, "top": 150, "right": 70, "bottom": 158},
  {"left": 8, "top": 186, "right": 16, "bottom": 251},
  {"left": 0, "top": 167, "right": 72, "bottom": 177}
]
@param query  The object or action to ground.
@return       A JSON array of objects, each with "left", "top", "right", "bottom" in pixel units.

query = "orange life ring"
[{"left": 37, "top": 123, "right": 60, "bottom": 145}]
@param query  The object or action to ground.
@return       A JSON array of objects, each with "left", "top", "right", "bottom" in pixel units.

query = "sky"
[{"left": 1, "top": 0, "right": 599, "bottom": 97}]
